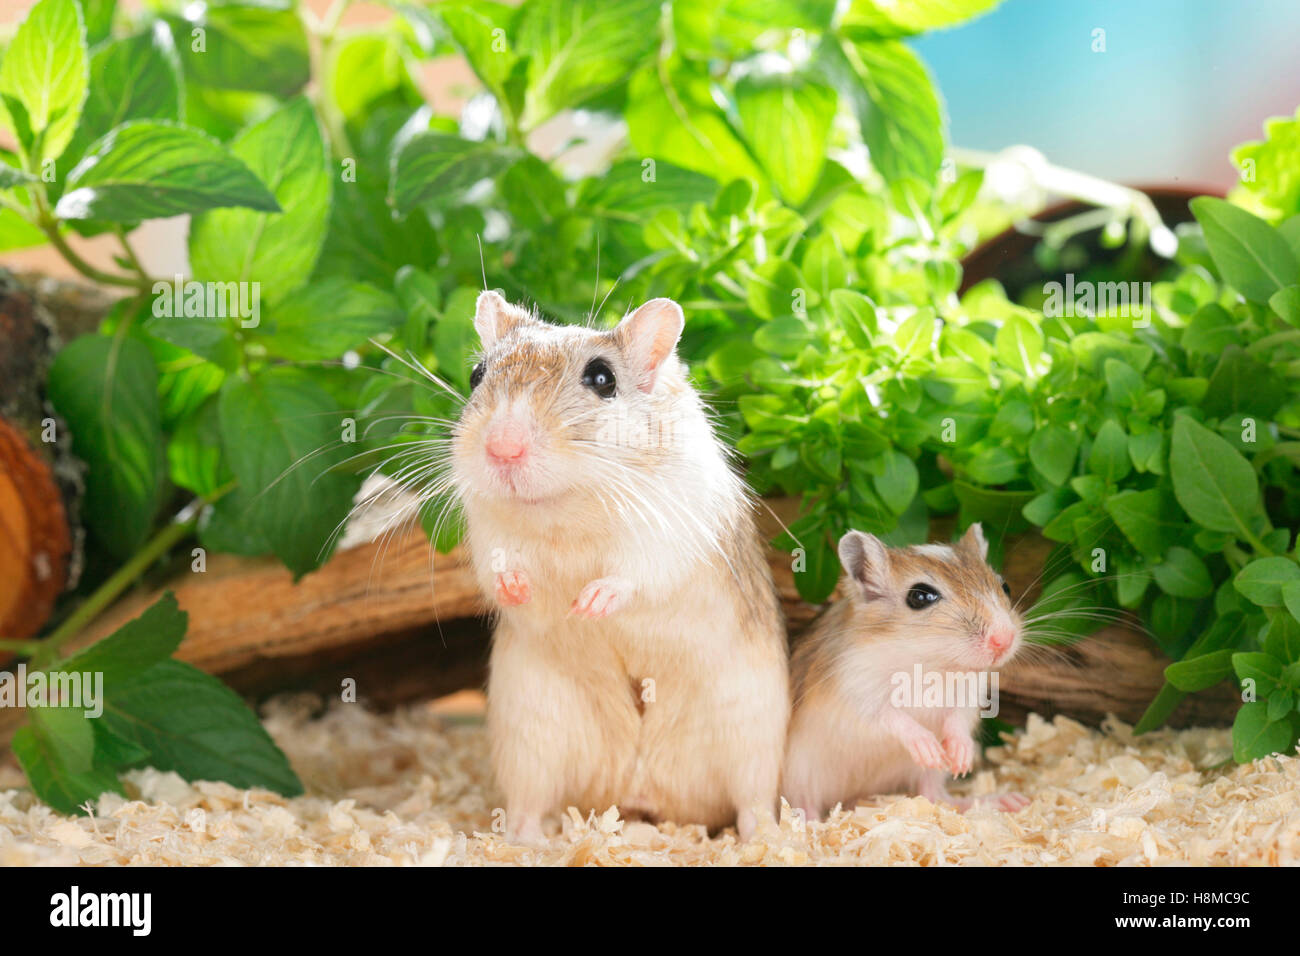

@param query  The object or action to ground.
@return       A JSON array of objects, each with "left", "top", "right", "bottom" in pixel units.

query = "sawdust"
[{"left": 1, "top": 695, "right": 1297, "bottom": 866}]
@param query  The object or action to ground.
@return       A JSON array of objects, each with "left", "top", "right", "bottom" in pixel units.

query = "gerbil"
[
  {"left": 782, "top": 524, "right": 1029, "bottom": 820},
  {"left": 452, "top": 291, "right": 788, "bottom": 841}
]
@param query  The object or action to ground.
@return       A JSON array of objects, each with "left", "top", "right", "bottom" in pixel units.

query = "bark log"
[
  {"left": 35, "top": 498, "right": 1239, "bottom": 732},
  {"left": 0, "top": 270, "right": 100, "bottom": 640}
]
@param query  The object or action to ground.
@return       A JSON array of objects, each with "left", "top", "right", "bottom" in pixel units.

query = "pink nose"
[
  {"left": 485, "top": 423, "right": 530, "bottom": 464},
  {"left": 987, "top": 630, "right": 1016, "bottom": 655}
]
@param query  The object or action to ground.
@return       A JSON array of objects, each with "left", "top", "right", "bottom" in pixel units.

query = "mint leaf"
[
  {"left": 514, "top": 0, "right": 660, "bottom": 125},
  {"left": 736, "top": 72, "right": 836, "bottom": 205},
  {"left": 190, "top": 97, "right": 329, "bottom": 306},
  {"left": 56, "top": 122, "right": 279, "bottom": 220},
  {"left": 217, "top": 368, "right": 361, "bottom": 577},
  {"left": 58, "top": 592, "right": 187, "bottom": 689},
  {"left": 388, "top": 122, "right": 516, "bottom": 215},
  {"left": 837, "top": 39, "right": 943, "bottom": 186},
  {"left": 102, "top": 660, "right": 302, "bottom": 797},
  {"left": 11, "top": 724, "right": 125, "bottom": 816},
  {"left": 47, "top": 334, "right": 165, "bottom": 558},
  {"left": 0, "top": 0, "right": 88, "bottom": 163},
  {"left": 259, "top": 278, "right": 403, "bottom": 361},
  {"left": 168, "top": 4, "right": 310, "bottom": 98}
]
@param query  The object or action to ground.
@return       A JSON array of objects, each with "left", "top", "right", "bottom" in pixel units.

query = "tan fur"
[
  {"left": 783, "top": 526, "right": 1024, "bottom": 819},
  {"left": 454, "top": 296, "right": 788, "bottom": 839}
]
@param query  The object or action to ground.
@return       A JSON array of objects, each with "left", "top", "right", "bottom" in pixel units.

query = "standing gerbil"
[
  {"left": 782, "top": 524, "right": 1029, "bottom": 820},
  {"left": 451, "top": 291, "right": 788, "bottom": 841}
]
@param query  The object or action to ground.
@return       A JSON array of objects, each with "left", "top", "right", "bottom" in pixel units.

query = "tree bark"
[{"left": 0, "top": 270, "right": 101, "bottom": 641}]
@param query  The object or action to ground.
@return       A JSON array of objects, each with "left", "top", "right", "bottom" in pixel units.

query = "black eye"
[
  {"left": 906, "top": 583, "right": 941, "bottom": 610},
  {"left": 470, "top": 362, "right": 485, "bottom": 390},
  {"left": 1001, "top": 581, "right": 1011, "bottom": 598},
  {"left": 582, "top": 358, "right": 616, "bottom": 398}
]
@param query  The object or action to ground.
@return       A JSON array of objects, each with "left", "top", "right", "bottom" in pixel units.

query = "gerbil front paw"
[
  {"left": 570, "top": 576, "right": 632, "bottom": 618},
  {"left": 495, "top": 570, "right": 531, "bottom": 607},
  {"left": 903, "top": 729, "right": 948, "bottom": 771},
  {"left": 942, "top": 733, "right": 975, "bottom": 777}
]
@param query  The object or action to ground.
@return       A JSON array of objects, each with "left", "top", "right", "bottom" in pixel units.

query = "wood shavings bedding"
[{"left": 1, "top": 695, "right": 1297, "bottom": 866}]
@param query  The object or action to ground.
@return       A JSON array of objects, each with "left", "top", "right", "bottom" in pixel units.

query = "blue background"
[{"left": 913, "top": 0, "right": 1300, "bottom": 189}]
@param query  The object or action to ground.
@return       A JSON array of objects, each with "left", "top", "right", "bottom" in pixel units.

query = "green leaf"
[
  {"left": 625, "top": 57, "right": 764, "bottom": 187},
  {"left": 1104, "top": 488, "right": 1183, "bottom": 558},
  {"left": 1152, "top": 546, "right": 1213, "bottom": 599},
  {"left": 169, "top": 4, "right": 310, "bottom": 98},
  {"left": 1164, "top": 649, "right": 1235, "bottom": 692},
  {"left": 873, "top": 448, "right": 919, "bottom": 516},
  {"left": 837, "top": 39, "right": 943, "bottom": 185},
  {"left": 1169, "top": 415, "right": 1267, "bottom": 536},
  {"left": 795, "top": 533, "right": 841, "bottom": 603},
  {"left": 1232, "top": 701, "right": 1294, "bottom": 762},
  {"left": 515, "top": 0, "right": 660, "bottom": 125},
  {"left": 434, "top": 286, "right": 481, "bottom": 393},
  {"left": 217, "top": 368, "right": 360, "bottom": 577},
  {"left": 260, "top": 279, "right": 403, "bottom": 361},
  {"left": 736, "top": 72, "right": 836, "bottom": 205},
  {"left": 56, "top": 122, "right": 279, "bottom": 221},
  {"left": 189, "top": 97, "right": 329, "bottom": 306},
  {"left": 1087, "top": 419, "right": 1131, "bottom": 483},
  {"left": 1103, "top": 358, "right": 1143, "bottom": 407},
  {"left": 59, "top": 592, "right": 187, "bottom": 690},
  {"left": 0, "top": 0, "right": 88, "bottom": 163},
  {"left": 437, "top": 1, "right": 522, "bottom": 101},
  {"left": 840, "top": 0, "right": 1002, "bottom": 37},
  {"left": 994, "top": 314, "right": 1043, "bottom": 377},
  {"left": 56, "top": 23, "right": 182, "bottom": 186},
  {"left": 11, "top": 724, "right": 124, "bottom": 815},
  {"left": 1232, "top": 650, "right": 1283, "bottom": 689},
  {"left": 1282, "top": 580, "right": 1300, "bottom": 625},
  {"left": 1269, "top": 285, "right": 1300, "bottom": 327},
  {"left": 47, "top": 334, "right": 164, "bottom": 558},
  {"left": 1133, "top": 682, "right": 1187, "bottom": 735},
  {"left": 1028, "top": 424, "right": 1078, "bottom": 486},
  {"left": 102, "top": 659, "right": 302, "bottom": 796},
  {"left": 1191, "top": 196, "right": 1299, "bottom": 304},
  {"left": 1234, "top": 557, "right": 1300, "bottom": 607},
  {"left": 30, "top": 704, "right": 93, "bottom": 772},
  {"left": 388, "top": 120, "right": 516, "bottom": 215}
]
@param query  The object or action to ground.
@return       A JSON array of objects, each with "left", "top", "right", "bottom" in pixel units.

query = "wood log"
[
  {"left": 2, "top": 496, "right": 1230, "bottom": 736},
  {"left": 0, "top": 270, "right": 96, "bottom": 640}
]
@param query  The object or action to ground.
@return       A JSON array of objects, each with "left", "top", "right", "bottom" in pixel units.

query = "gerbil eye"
[
  {"left": 906, "top": 583, "right": 941, "bottom": 610},
  {"left": 469, "top": 361, "right": 485, "bottom": 390},
  {"left": 582, "top": 358, "right": 617, "bottom": 399},
  {"left": 1001, "top": 581, "right": 1011, "bottom": 598}
]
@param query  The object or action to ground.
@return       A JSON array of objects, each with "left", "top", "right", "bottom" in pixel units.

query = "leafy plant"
[{"left": 0, "top": 0, "right": 1295, "bottom": 816}]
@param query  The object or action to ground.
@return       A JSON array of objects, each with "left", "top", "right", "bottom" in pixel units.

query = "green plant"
[{"left": 0, "top": 0, "right": 1295, "bottom": 816}]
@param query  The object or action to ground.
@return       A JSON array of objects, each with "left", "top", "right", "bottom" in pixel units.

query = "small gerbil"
[
  {"left": 782, "top": 524, "right": 1029, "bottom": 820},
  {"left": 452, "top": 291, "right": 788, "bottom": 841}
]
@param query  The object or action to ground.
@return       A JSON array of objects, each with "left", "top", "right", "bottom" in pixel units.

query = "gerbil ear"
[
  {"left": 957, "top": 522, "right": 989, "bottom": 561},
  {"left": 474, "top": 290, "right": 533, "bottom": 347},
  {"left": 837, "top": 530, "right": 891, "bottom": 602},
  {"left": 615, "top": 298, "right": 684, "bottom": 392}
]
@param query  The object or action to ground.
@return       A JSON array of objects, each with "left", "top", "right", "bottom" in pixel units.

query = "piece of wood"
[
  {"left": 36, "top": 498, "right": 1237, "bottom": 734},
  {"left": 0, "top": 270, "right": 87, "bottom": 641}
]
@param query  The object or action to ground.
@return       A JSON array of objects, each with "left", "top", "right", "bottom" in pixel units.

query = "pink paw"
[
  {"left": 943, "top": 734, "right": 975, "bottom": 777},
  {"left": 904, "top": 730, "right": 948, "bottom": 770},
  {"left": 994, "top": 792, "right": 1030, "bottom": 813},
  {"left": 495, "top": 570, "right": 531, "bottom": 607},
  {"left": 570, "top": 576, "right": 631, "bottom": 618}
]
